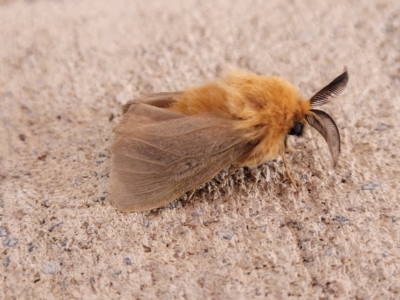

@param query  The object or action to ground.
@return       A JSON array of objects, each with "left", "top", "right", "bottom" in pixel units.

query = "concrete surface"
[{"left": 1, "top": 0, "right": 399, "bottom": 299}]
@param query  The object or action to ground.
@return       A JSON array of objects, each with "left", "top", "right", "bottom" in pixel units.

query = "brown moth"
[{"left": 111, "top": 68, "right": 348, "bottom": 212}]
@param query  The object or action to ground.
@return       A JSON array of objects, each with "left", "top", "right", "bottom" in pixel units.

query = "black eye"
[{"left": 288, "top": 121, "right": 303, "bottom": 136}]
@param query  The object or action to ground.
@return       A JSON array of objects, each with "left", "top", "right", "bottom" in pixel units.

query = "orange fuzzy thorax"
[{"left": 169, "top": 69, "right": 311, "bottom": 166}]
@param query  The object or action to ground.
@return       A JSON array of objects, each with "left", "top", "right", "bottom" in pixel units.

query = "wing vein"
[{"left": 116, "top": 152, "right": 168, "bottom": 166}]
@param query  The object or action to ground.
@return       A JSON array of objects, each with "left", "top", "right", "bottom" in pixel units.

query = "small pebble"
[
  {"left": 334, "top": 215, "right": 349, "bottom": 222},
  {"left": 216, "top": 230, "right": 234, "bottom": 240},
  {"left": 2, "top": 257, "right": 10, "bottom": 267},
  {"left": 0, "top": 227, "right": 7, "bottom": 237},
  {"left": 361, "top": 182, "right": 382, "bottom": 190},
  {"left": 123, "top": 258, "right": 132, "bottom": 265},
  {"left": 2, "top": 237, "right": 19, "bottom": 247},
  {"left": 43, "top": 261, "right": 61, "bottom": 274}
]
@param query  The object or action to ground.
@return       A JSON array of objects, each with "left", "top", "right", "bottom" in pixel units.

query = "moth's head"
[
  {"left": 225, "top": 68, "right": 348, "bottom": 165},
  {"left": 289, "top": 68, "right": 349, "bottom": 166}
]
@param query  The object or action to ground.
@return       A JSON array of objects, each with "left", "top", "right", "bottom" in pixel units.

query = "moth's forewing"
[{"left": 111, "top": 102, "right": 251, "bottom": 212}]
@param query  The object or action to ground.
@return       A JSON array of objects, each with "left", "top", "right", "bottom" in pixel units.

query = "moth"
[{"left": 111, "top": 68, "right": 348, "bottom": 212}]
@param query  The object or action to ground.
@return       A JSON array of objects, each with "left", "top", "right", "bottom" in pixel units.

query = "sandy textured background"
[{"left": 1, "top": 0, "right": 400, "bottom": 299}]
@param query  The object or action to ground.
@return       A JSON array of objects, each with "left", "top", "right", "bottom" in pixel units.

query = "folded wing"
[{"left": 111, "top": 98, "right": 252, "bottom": 212}]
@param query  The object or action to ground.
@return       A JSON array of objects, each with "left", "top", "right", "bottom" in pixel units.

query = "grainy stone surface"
[{"left": 1, "top": 0, "right": 400, "bottom": 299}]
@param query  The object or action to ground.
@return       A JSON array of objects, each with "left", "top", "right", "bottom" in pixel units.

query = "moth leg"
[
  {"left": 281, "top": 151, "right": 298, "bottom": 189},
  {"left": 187, "top": 189, "right": 196, "bottom": 201},
  {"left": 284, "top": 136, "right": 301, "bottom": 153},
  {"left": 213, "top": 166, "right": 238, "bottom": 197}
]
